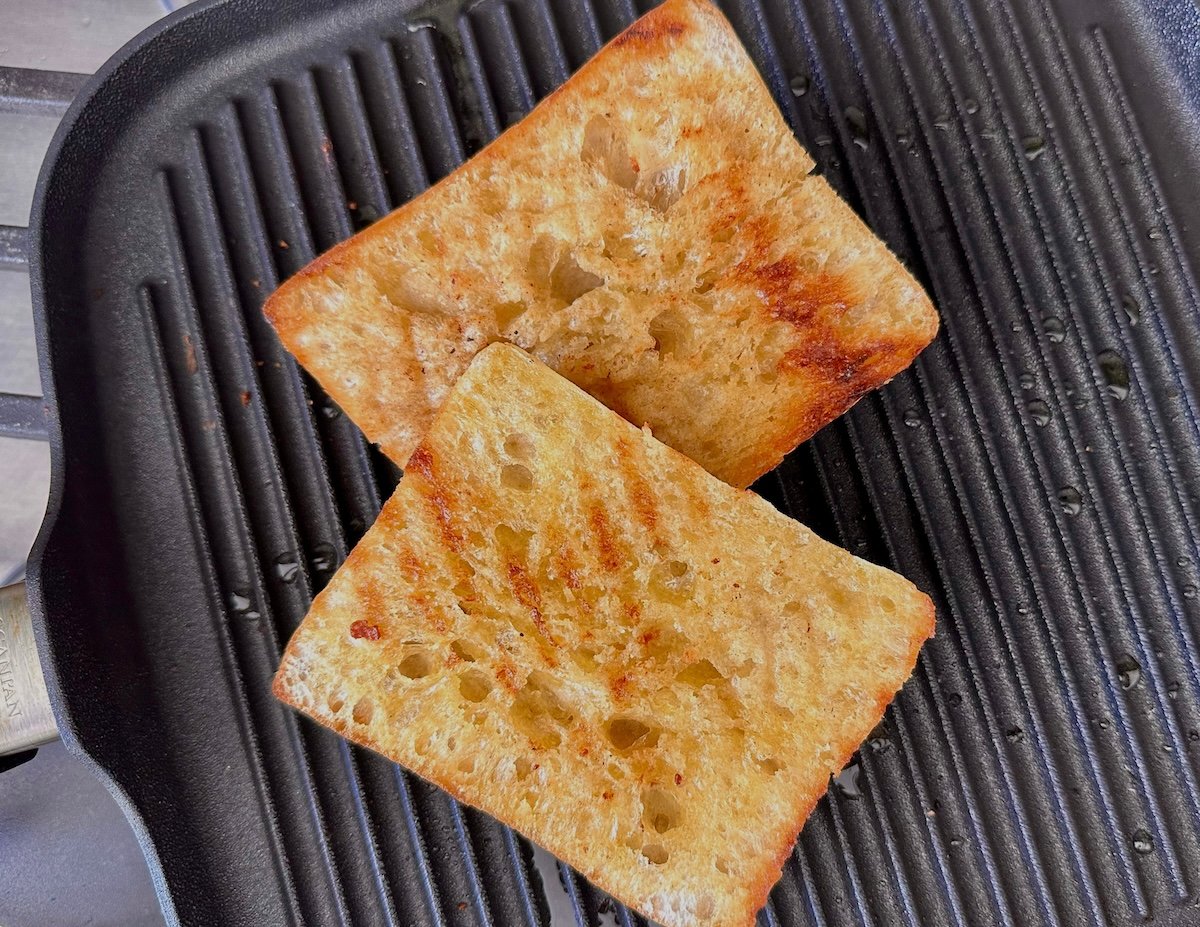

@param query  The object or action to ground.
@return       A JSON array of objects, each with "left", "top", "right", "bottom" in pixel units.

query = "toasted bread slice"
[
  {"left": 274, "top": 343, "right": 934, "bottom": 927},
  {"left": 265, "top": 0, "right": 937, "bottom": 489}
]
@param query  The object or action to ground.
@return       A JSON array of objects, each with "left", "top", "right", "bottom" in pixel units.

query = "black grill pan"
[{"left": 26, "top": 0, "right": 1200, "bottom": 924}]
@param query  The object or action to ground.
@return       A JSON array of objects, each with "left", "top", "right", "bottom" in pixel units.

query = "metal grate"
[{"left": 27, "top": 0, "right": 1200, "bottom": 925}]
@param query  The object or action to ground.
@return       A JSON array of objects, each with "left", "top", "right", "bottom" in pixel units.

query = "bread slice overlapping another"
[
  {"left": 274, "top": 343, "right": 934, "bottom": 927},
  {"left": 265, "top": 0, "right": 937, "bottom": 489}
]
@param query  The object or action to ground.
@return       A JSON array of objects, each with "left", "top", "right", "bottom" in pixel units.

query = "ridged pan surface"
[{"left": 26, "top": 0, "right": 1200, "bottom": 924}]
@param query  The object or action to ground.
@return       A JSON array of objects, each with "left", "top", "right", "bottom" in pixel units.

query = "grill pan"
[{"left": 24, "top": 0, "right": 1200, "bottom": 924}]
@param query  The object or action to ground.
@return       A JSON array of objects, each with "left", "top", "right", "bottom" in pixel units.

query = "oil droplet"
[
  {"left": 845, "top": 106, "right": 869, "bottom": 149},
  {"left": 814, "top": 134, "right": 834, "bottom": 147},
  {"left": 896, "top": 130, "right": 913, "bottom": 148},
  {"left": 1168, "top": 682, "right": 1180, "bottom": 700},
  {"left": 948, "top": 692, "right": 962, "bottom": 707},
  {"left": 1043, "top": 316, "right": 1066, "bottom": 343},
  {"left": 903, "top": 409, "right": 922, "bottom": 428},
  {"left": 1006, "top": 726, "right": 1025, "bottom": 743},
  {"left": 1098, "top": 718, "right": 1111, "bottom": 731},
  {"left": 790, "top": 74, "right": 810, "bottom": 97},
  {"left": 1177, "top": 555, "right": 1192, "bottom": 568},
  {"left": 276, "top": 553, "right": 301, "bottom": 583},
  {"left": 1190, "top": 730, "right": 1199, "bottom": 742},
  {"left": 1058, "top": 486, "right": 1082, "bottom": 516},
  {"left": 1022, "top": 134, "right": 1045, "bottom": 160},
  {"left": 1183, "top": 584, "right": 1198, "bottom": 600},
  {"left": 1116, "top": 654, "right": 1142, "bottom": 690},
  {"left": 1131, "top": 829, "right": 1154, "bottom": 855},
  {"left": 1121, "top": 293, "right": 1141, "bottom": 326},
  {"left": 229, "top": 592, "right": 252, "bottom": 613},
  {"left": 834, "top": 762, "right": 862, "bottom": 799},
  {"left": 964, "top": 98, "right": 979, "bottom": 114},
  {"left": 1097, "top": 350, "right": 1129, "bottom": 400},
  {"left": 1019, "top": 372, "right": 1035, "bottom": 390},
  {"left": 1147, "top": 226, "right": 1163, "bottom": 241},
  {"left": 1027, "top": 399, "right": 1051, "bottom": 426},
  {"left": 321, "top": 402, "right": 342, "bottom": 420},
  {"left": 310, "top": 542, "right": 337, "bottom": 577},
  {"left": 932, "top": 114, "right": 951, "bottom": 131}
]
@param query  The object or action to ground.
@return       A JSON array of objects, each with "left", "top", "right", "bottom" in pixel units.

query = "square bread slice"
[
  {"left": 274, "top": 343, "right": 934, "bottom": 927},
  {"left": 265, "top": 0, "right": 937, "bottom": 489}
]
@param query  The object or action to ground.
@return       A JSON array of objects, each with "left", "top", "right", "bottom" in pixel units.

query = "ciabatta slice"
[
  {"left": 265, "top": 0, "right": 937, "bottom": 488},
  {"left": 274, "top": 343, "right": 934, "bottom": 927}
]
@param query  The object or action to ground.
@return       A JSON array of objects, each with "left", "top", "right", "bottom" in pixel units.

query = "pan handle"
[{"left": 0, "top": 582, "right": 57, "bottom": 756}]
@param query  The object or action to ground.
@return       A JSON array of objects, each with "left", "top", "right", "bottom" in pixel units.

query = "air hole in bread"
[
  {"left": 624, "top": 833, "right": 642, "bottom": 850},
  {"left": 676, "top": 659, "right": 725, "bottom": 687},
  {"left": 494, "top": 301, "right": 528, "bottom": 332},
  {"left": 649, "top": 560, "right": 694, "bottom": 603},
  {"left": 715, "top": 857, "right": 732, "bottom": 875},
  {"left": 641, "top": 788, "right": 682, "bottom": 834},
  {"left": 641, "top": 843, "right": 670, "bottom": 865},
  {"left": 458, "top": 756, "right": 475, "bottom": 774},
  {"left": 511, "top": 675, "right": 572, "bottom": 749},
  {"left": 459, "top": 668, "right": 493, "bottom": 702},
  {"left": 758, "top": 756, "right": 785, "bottom": 775},
  {"left": 451, "top": 639, "right": 485, "bottom": 662},
  {"left": 695, "top": 895, "right": 716, "bottom": 919},
  {"left": 572, "top": 646, "right": 599, "bottom": 671},
  {"left": 494, "top": 523, "right": 533, "bottom": 556},
  {"left": 399, "top": 651, "right": 435, "bottom": 679},
  {"left": 643, "top": 626, "right": 688, "bottom": 662},
  {"left": 501, "top": 463, "right": 534, "bottom": 491},
  {"left": 503, "top": 432, "right": 535, "bottom": 459},
  {"left": 581, "top": 114, "right": 637, "bottom": 189},
  {"left": 515, "top": 757, "right": 533, "bottom": 781},
  {"left": 549, "top": 251, "right": 604, "bottom": 305},
  {"left": 606, "top": 717, "right": 652, "bottom": 751},
  {"left": 327, "top": 692, "right": 345, "bottom": 713},
  {"left": 638, "top": 165, "right": 688, "bottom": 212},
  {"left": 351, "top": 696, "right": 374, "bottom": 725},
  {"left": 415, "top": 732, "right": 433, "bottom": 755},
  {"left": 648, "top": 307, "right": 692, "bottom": 356},
  {"left": 416, "top": 226, "right": 440, "bottom": 256},
  {"left": 602, "top": 229, "right": 646, "bottom": 262},
  {"left": 878, "top": 595, "right": 897, "bottom": 612},
  {"left": 608, "top": 761, "right": 625, "bottom": 780}
]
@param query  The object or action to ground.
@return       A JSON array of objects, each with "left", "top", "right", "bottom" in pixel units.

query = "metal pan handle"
[{"left": 0, "top": 582, "right": 56, "bottom": 756}]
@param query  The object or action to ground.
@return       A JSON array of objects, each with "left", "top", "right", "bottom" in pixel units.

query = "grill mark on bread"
[
  {"left": 615, "top": 435, "right": 660, "bottom": 537},
  {"left": 613, "top": 18, "right": 686, "bottom": 47},
  {"left": 407, "top": 445, "right": 464, "bottom": 553},
  {"left": 506, "top": 558, "right": 556, "bottom": 648}
]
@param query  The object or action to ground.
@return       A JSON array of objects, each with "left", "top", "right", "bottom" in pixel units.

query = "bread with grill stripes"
[
  {"left": 264, "top": 0, "right": 937, "bottom": 488},
  {"left": 273, "top": 343, "right": 934, "bottom": 927}
]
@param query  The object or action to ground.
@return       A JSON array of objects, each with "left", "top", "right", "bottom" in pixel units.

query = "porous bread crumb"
[
  {"left": 265, "top": 0, "right": 937, "bottom": 489},
  {"left": 274, "top": 343, "right": 934, "bottom": 927}
]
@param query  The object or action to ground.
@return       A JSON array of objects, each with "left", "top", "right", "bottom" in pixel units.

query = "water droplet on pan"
[
  {"left": 1027, "top": 399, "right": 1051, "bottom": 426},
  {"left": 276, "top": 553, "right": 301, "bottom": 583},
  {"left": 1058, "top": 486, "right": 1082, "bottom": 516},
  {"left": 229, "top": 592, "right": 252, "bottom": 613},
  {"left": 1022, "top": 134, "right": 1045, "bottom": 160},
  {"left": 1132, "top": 829, "right": 1154, "bottom": 855},
  {"left": 1097, "top": 350, "right": 1129, "bottom": 400},
  {"left": 1006, "top": 726, "right": 1025, "bottom": 743},
  {"left": 1116, "top": 654, "right": 1142, "bottom": 690},
  {"left": 311, "top": 542, "right": 337, "bottom": 577},
  {"left": 1121, "top": 293, "right": 1141, "bottom": 326},
  {"left": 963, "top": 98, "right": 979, "bottom": 114},
  {"left": 844, "top": 106, "right": 869, "bottom": 149},
  {"left": 790, "top": 74, "right": 810, "bottom": 97},
  {"left": 1019, "top": 372, "right": 1035, "bottom": 390},
  {"left": 834, "top": 762, "right": 862, "bottom": 799},
  {"left": 903, "top": 409, "right": 921, "bottom": 428},
  {"left": 1183, "top": 584, "right": 1198, "bottom": 600},
  {"left": 1042, "top": 316, "right": 1066, "bottom": 343}
]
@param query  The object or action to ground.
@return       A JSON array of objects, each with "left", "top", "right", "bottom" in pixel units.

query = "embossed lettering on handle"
[{"left": 0, "top": 583, "right": 56, "bottom": 755}]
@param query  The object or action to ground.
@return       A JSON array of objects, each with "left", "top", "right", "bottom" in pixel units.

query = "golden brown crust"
[
  {"left": 263, "top": 0, "right": 937, "bottom": 489},
  {"left": 274, "top": 344, "right": 935, "bottom": 927}
]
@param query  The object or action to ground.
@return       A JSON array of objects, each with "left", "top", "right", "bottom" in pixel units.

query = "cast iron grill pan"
[{"left": 27, "top": 0, "right": 1200, "bottom": 924}]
